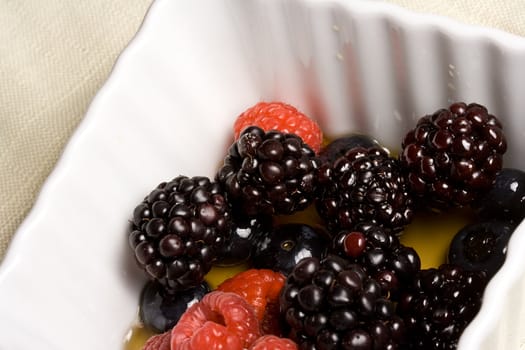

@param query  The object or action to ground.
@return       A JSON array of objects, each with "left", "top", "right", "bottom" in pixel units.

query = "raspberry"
[
  {"left": 233, "top": 101, "right": 323, "bottom": 153},
  {"left": 142, "top": 331, "right": 170, "bottom": 350},
  {"left": 249, "top": 335, "right": 298, "bottom": 350},
  {"left": 218, "top": 269, "right": 286, "bottom": 335},
  {"left": 170, "top": 291, "right": 261, "bottom": 350}
]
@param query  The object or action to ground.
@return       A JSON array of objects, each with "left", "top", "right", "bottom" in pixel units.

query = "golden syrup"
[
  {"left": 274, "top": 204, "right": 324, "bottom": 227},
  {"left": 124, "top": 323, "right": 156, "bottom": 350},
  {"left": 400, "top": 208, "right": 475, "bottom": 269},
  {"left": 204, "top": 262, "right": 251, "bottom": 289}
]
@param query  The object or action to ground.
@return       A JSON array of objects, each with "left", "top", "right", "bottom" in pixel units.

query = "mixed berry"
[
  {"left": 127, "top": 101, "right": 520, "bottom": 350},
  {"left": 316, "top": 146, "right": 414, "bottom": 234},
  {"left": 130, "top": 175, "right": 231, "bottom": 292},
  {"left": 216, "top": 126, "right": 319, "bottom": 217},
  {"left": 252, "top": 223, "right": 329, "bottom": 276},
  {"left": 399, "top": 102, "right": 506, "bottom": 209}
]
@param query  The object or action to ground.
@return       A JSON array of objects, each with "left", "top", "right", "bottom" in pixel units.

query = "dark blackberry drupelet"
[
  {"left": 331, "top": 222, "right": 421, "bottom": 300},
  {"left": 397, "top": 264, "right": 488, "bottom": 350},
  {"left": 316, "top": 146, "right": 414, "bottom": 234},
  {"left": 216, "top": 126, "right": 319, "bottom": 217},
  {"left": 400, "top": 102, "right": 507, "bottom": 209},
  {"left": 280, "top": 255, "right": 407, "bottom": 349},
  {"left": 129, "top": 175, "right": 231, "bottom": 292}
]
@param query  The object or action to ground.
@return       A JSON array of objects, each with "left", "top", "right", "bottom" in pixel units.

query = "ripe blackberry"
[
  {"left": 280, "top": 255, "right": 407, "bottom": 349},
  {"left": 331, "top": 222, "right": 421, "bottom": 299},
  {"left": 397, "top": 264, "right": 488, "bottom": 350},
  {"left": 400, "top": 102, "right": 507, "bottom": 209},
  {"left": 129, "top": 175, "right": 231, "bottom": 292},
  {"left": 316, "top": 146, "right": 414, "bottom": 234},
  {"left": 216, "top": 126, "right": 319, "bottom": 216}
]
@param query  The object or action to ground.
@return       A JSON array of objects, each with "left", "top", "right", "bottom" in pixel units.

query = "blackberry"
[
  {"left": 316, "top": 146, "right": 414, "bottom": 234},
  {"left": 397, "top": 264, "right": 488, "bottom": 350},
  {"left": 331, "top": 222, "right": 421, "bottom": 299},
  {"left": 129, "top": 175, "right": 231, "bottom": 292},
  {"left": 216, "top": 126, "right": 319, "bottom": 216},
  {"left": 400, "top": 102, "right": 507, "bottom": 209},
  {"left": 280, "top": 255, "right": 407, "bottom": 349}
]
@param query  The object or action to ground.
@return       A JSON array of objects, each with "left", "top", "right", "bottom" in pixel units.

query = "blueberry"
[
  {"left": 214, "top": 215, "right": 272, "bottom": 266},
  {"left": 448, "top": 220, "right": 515, "bottom": 279},
  {"left": 319, "top": 134, "right": 386, "bottom": 164},
  {"left": 474, "top": 168, "right": 525, "bottom": 223},
  {"left": 252, "top": 223, "right": 330, "bottom": 276},
  {"left": 139, "top": 281, "right": 210, "bottom": 332}
]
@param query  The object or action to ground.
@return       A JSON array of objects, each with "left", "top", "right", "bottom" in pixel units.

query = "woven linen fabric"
[
  {"left": 0, "top": 0, "right": 525, "bottom": 263},
  {"left": 0, "top": 0, "right": 154, "bottom": 261}
]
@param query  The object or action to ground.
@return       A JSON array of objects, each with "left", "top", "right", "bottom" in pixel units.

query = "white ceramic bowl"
[{"left": 2, "top": 0, "right": 525, "bottom": 349}]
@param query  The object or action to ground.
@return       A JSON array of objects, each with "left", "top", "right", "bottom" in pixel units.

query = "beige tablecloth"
[{"left": 1, "top": 0, "right": 525, "bottom": 262}]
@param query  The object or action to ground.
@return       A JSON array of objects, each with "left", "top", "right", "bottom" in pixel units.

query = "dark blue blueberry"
[
  {"left": 139, "top": 281, "right": 210, "bottom": 332},
  {"left": 474, "top": 168, "right": 525, "bottom": 223},
  {"left": 214, "top": 215, "right": 272, "bottom": 266},
  {"left": 252, "top": 223, "right": 330, "bottom": 276},
  {"left": 448, "top": 220, "right": 515, "bottom": 279}
]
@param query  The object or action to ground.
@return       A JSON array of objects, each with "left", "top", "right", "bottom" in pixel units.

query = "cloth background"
[{"left": 1, "top": 0, "right": 524, "bottom": 262}]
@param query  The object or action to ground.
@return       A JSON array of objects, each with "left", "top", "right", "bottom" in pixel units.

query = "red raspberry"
[
  {"left": 217, "top": 269, "right": 286, "bottom": 336},
  {"left": 170, "top": 291, "right": 261, "bottom": 350},
  {"left": 233, "top": 101, "right": 323, "bottom": 153},
  {"left": 142, "top": 331, "right": 170, "bottom": 350},
  {"left": 249, "top": 335, "right": 298, "bottom": 350}
]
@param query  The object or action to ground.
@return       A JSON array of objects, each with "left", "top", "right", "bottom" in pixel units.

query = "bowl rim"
[{"left": 2, "top": 0, "right": 525, "bottom": 349}]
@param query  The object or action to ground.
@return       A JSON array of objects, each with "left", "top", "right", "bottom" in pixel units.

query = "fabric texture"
[
  {"left": 0, "top": 0, "right": 524, "bottom": 262},
  {"left": 0, "top": 0, "right": 154, "bottom": 261}
]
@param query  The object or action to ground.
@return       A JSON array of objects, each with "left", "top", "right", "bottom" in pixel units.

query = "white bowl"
[{"left": 2, "top": 0, "right": 525, "bottom": 349}]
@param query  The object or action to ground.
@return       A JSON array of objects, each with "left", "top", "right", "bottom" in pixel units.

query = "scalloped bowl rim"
[{"left": 1, "top": 0, "right": 525, "bottom": 349}]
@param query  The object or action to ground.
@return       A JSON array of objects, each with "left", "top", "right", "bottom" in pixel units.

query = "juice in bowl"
[{"left": 124, "top": 98, "right": 523, "bottom": 350}]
